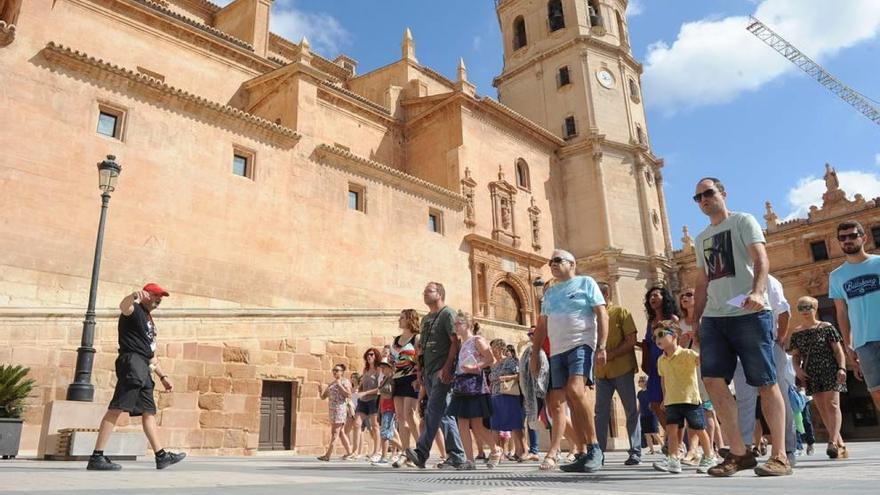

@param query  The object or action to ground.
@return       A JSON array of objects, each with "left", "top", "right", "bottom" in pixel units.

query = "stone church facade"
[{"left": 0, "top": 0, "right": 673, "bottom": 455}]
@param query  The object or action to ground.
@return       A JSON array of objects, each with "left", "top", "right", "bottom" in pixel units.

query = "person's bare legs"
[
  {"left": 649, "top": 402, "right": 668, "bottom": 429},
  {"left": 434, "top": 426, "right": 447, "bottom": 458},
  {"left": 141, "top": 414, "right": 163, "bottom": 453},
  {"left": 814, "top": 391, "right": 844, "bottom": 446},
  {"left": 324, "top": 423, "right": 341, "bottom": 458},
  {"left": 352, "top": 413, "right": 365, "bottom": 457},
  {"left": 546, "top": 389, "right": 567, "bottom": 459},
  {"left": 93, "top": 409, "right": 123, "bottom": 451},
  {"left": 757, "top": 384, "right": 787, "bottom": 459},
  {"left": 369, "top": 414, "right": 381, "bottom": 457},
  {"left": 705, "top": 377, "right": 747, "bottom": 456},
  {"left": 871, "top": 390, "right": 880, "bottom": 412},
  {"left": 472, "top": 419, "right": 500, "bottom": 458},
  {"left": 512, "top": 429, "right": 526, "bottom": 457},
  {"left": 667, "top": 424, "right": 681, "bottom": 459},
  {"left": 458, "top": 418, "right": 474, "bottom": 462},
  {"left": 564, "top": 375, "right": 595, "bottom": 446}
]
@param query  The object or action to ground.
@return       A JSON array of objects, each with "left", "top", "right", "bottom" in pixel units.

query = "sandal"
[
  {"left": 317, "top": 454, "right": 330, "bottom": 461},
  {"left": 838, "top": 444, "right": 849, "bottom": 459},
  {"left": 827, "top": 443, "right": 839, "bottom": 459},
  {"left": 539, "top": 455, "right": 558, "bottom": 471},
  {"left": 487, "top": 450, "right": 502, "bottom": 469}
]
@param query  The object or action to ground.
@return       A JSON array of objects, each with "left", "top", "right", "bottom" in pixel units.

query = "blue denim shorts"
[
  {"left": 549, "top": 344, "right": 593, "bottom": 390},
  {"left": 380, "top": 411, "right": 396, "bottom": 440},
  {"left": 700, "top": 311, "right": 776, "bottom": 387},
  {"left": 856, "top": 341, "right": 880, "bottom": 392},
  {"left": 665, "top": 403, "right": 705, "bottom": 430}
]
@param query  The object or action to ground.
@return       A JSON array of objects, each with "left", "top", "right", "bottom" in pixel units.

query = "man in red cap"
[{"left": 87, "top": 283, "right": 186, "bottom": 471}]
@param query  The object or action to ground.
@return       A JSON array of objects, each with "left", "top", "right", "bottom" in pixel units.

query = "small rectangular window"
[
  {"left": 348, "top": 183, "right": 366, "bottom": 212},
  {"left": 428, "top": 208, "right": 444, "bottom": 234},
  {"left": 232, "top": 154, "right": 249, "bottom": 177},
  {"left": 871, "top": 225, "right": 880, "bottom": 247},
  {"left": 231, "top": 146, "right": 255, "bottom": 180},
  {"left": 564, "top": 116, "right": 577, "bottom": 138},
  {"left": 96, "top": 104, "right": 125, "bottom": 140},
  {"left": 557, "top": 66, "right": 571, "bottom": 87},
  {"left": 810, "top": 240, "right": 829, "bottom": 262}
]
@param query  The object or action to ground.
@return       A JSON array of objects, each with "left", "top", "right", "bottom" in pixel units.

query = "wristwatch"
[{"left": 597, "top": 345, "right": 607, "bottom": 351}]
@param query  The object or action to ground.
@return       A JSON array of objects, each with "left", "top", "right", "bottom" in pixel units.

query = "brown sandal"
[
  {"left": 317, "top": 454, "right": 330, "bottom": 461},
  {"left": 487, "top": 450, "right": 502, "bottom": 469},
  {"left": 539, "top": 455, "right": 558, "bottom": 471}
]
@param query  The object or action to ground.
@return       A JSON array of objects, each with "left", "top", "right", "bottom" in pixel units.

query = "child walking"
[{"left": 651, "top": 320, "right": 716, "bottom": 474}]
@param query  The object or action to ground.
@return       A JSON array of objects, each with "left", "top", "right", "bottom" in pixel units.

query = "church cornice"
[
  {"left": 41, "top": 42, "right": 301, "bottom": 147},
  {"left": 465, "top": 234, "right": 548, "bottom": 267},
  {"left": 493, "top": 34, "right": 643, "bottom": 87},
  {"left": 558, "top": 132, "right": 663, "bottom": 165},
  {"left": 314, "top": 144, "right": 466, "bottom": 210}
]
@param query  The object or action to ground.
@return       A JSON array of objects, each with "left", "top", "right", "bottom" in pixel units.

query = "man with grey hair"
[{"left": 530, "top": 249, "right": 609, "bottom": 473}]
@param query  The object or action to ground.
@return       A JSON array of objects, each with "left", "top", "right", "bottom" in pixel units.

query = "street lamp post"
[{"left": 66, "top": 155, "right": 122, "bottom": 402}]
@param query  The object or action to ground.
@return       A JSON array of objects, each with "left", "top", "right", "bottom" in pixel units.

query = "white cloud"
[
  {"left": 642, "top": 0, "right": 880, "bottom": 112},
  {"left": 626, "top": 0, "right": 644, "bottom": 17},
  {"left": 875, "top": 153, "right": 880, "bottom": 167},
  {"left": 784, "top": 170, "right": 880, "bottom": 220},
  {"left": 212, "top": 0, "right": 350, "bottom": 56}
]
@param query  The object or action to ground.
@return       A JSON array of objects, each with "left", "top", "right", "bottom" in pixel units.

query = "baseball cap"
[{"left": 143, "top": 283, "right": 170, "bottom": 297}]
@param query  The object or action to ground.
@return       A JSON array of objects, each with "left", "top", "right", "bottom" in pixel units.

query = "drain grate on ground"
[{"left": 412, "top": 472, "right": 598, "bottom": 487}]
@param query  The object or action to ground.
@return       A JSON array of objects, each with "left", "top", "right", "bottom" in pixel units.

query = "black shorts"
[
  {"left": 108, "top": 353, "right": 156, "bottom": 417},
  {"left": 356, "top": 397, "right": 379, "bottom": 416},
  {"left": 393, "top": 375, "right": 419, "bottom": 398},
  {"left": 665, "top": 403, "right": 705, "bottom": 430}
]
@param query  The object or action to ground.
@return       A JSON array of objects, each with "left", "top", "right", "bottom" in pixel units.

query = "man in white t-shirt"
[{"left": 530, "top": 249, "right": 608, "bottom": 473}]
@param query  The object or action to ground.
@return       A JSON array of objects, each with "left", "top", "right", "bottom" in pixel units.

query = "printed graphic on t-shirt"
[
  {"left": 843, "top": 274, "right": 880, "bottom": 299},
  {"left": 147, "top": 319, "right": 157, "bottom": 352},
  {"left": 702, "top": 230, "right": 735, "bottom": 282}
]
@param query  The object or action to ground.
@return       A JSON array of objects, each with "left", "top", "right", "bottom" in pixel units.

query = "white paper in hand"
[{"left": 726, "top": 294, "right": 747, "bottom": 308}]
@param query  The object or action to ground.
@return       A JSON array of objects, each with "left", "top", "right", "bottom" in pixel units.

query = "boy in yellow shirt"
[{"left": 652, "top": 320, "right": 716, "bottom": 474}]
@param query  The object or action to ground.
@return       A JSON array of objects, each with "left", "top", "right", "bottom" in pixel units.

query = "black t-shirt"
[{"left": 118, "top": 303, "right": 157, "bottom": 359}]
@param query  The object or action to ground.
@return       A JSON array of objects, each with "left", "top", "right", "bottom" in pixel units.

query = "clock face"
[{"left": 596, "top": 69, "right": 615, "bottom": 89}]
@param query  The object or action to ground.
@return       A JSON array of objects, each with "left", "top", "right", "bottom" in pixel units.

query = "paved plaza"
[{"left": 2, "top": 443, "right": 878, "bottom": 495}]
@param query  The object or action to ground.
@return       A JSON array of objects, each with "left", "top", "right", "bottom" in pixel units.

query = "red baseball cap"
[{"left": 143, "top": 283, "right": 170, "bottom": 297}]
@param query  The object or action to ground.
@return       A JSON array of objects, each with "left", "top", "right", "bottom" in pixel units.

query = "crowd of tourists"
[
  {"left": 85, "top": 177, "right": 880, "bottom": 476},
  {"left": 316, "top": 177, "right": 880, "bottom": 478}
]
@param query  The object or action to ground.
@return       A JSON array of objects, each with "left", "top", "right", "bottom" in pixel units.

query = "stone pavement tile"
[{"left": 0, "top": 443, "right": 878, "bottom": 495}]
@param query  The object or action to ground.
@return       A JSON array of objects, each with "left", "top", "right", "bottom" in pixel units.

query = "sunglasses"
[
  {"left": 653, "top": 331, "right": 670, "bottom": 341},
  {"left": 796, "top": 304, "right": 815, "bottom": 312},
  {"left": 837, "top": 232, "right": 862, "bottom": 242},
  {"left": 681, "top": 292, "right": 694, "bottom": 298},
  {"left": 366, "top": 352, "right": 375, "bottom": 356},
  {"left": 333, "top": 368, "right": 343, "bottom": 372},
  {"left": 549, "top": 257, "right": 570, "bottom": 266},
  {"left": 692, "top": 188, "right": 718, "bottom": 203}
]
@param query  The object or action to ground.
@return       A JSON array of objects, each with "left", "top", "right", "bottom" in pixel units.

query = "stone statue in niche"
[
  {"left": 528, "top": 197, "right": 541, "bottom": 251},
  {"left": 0, "top": 0, "right": 22, "bottom": 25},
  {"left": 500, "top": 198, "right": 511, "bottom": 229},
  {"left": 465, "top": 188, "right": 475, "bottom": 225}
]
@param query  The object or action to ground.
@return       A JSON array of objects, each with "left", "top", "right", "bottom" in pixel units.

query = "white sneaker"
[
  {"left": 652, "top": 457, "right": 670, "bottom": 472},
  {"left": 696, "top": 455, "right": 716, "bottom": 474},
  {"left": 668, "top": 457, "right": 682, "bottom": 474}
]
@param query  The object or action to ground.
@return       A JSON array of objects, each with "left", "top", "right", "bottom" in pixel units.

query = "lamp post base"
[{"left": 65, "top": 383, "right": 95, "bottom": 402}]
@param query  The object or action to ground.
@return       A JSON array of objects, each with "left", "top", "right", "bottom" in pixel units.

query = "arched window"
[
  {"left": 628, "top": 77, "right": 640, "bottom": 101},
  {"left": 616, "top": 9, "right": 628, "bottom": 45},
  {"left": 515, "top": 159, "right": 530, "bottom": 190},
  {"left": 588, "top": 0, "right": 603, "bottom": 29},
  {"left": 513, "top": 16, "right": 528, "bottom": 50},
  {"left": 548, "top": 0, "right": 565, "bottom": 31},
  {"left": 493, "top": 282, "right": 524, "bottom": 325}
]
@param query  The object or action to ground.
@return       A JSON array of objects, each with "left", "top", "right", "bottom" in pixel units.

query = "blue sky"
[{"left": 218, "top": 0, "right": 880, "bottom": 248}]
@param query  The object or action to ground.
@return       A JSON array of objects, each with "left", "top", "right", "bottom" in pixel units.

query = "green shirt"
[
  {"left": 594, "top": 304, "right": 638, "bottom": 380},
  {"left": 695, "top": 212, "right": 770, "bottom": 317},
  {"left": 420, "top": 306, "right": 456, "bottom": 375}
]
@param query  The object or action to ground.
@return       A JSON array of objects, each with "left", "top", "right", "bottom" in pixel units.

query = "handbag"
[
  {"left": 453, "top": 372, "right": 485, "bottom": 396},
  {"left": 500, "top": 378, "right": 521, "bottom": 396}
]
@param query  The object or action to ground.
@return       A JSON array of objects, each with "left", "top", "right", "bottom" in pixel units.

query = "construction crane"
[{"left": 746, "top": 16, "right": 880, "bottom": 127}]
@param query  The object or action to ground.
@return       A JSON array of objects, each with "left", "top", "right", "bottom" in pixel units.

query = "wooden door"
[
  {"left": 493, "top": 282, "right": 524, "bottom": 325},
  {"left": 258, "top": 381, "right": 293, "bottom": 451}
]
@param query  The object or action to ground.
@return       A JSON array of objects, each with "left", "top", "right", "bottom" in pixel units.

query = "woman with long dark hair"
[
  {"left": 353, "top": 347, "right": 382, "bottom": 461},
  {"left": 391, "top": 309, "right": 421, "bottom": 467},
  {"left": 642, "top": 286, "right": 679, "bottom": 432}
]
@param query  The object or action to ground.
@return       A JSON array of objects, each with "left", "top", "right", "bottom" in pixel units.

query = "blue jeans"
[
  {"left": 415, "top": 372, "right": 465, "bottom": 464},
  {"left": 594, "top": 372, "right": 641, "bottom": 455},
  {"left": 700, "top": 311, "right": 776, "bottom": 386},
  {"left": 733, "top": 343, "right": 796, "bottom": 453}
]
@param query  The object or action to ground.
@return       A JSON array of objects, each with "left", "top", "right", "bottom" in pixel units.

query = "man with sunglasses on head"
[
  {"left": 691, "top": 178, "right": 792, "bottom": 477},
  {"left": 829, "top": 220, "right": 880, "bottom": 410},
  {"left": 530, "top": 249, "right": 608, "bottom": 473}
]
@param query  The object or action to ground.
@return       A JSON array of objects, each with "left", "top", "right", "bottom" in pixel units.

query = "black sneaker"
[
  {"left": 87, "top": 455, "right": 122, "bottom": 471},
  {"left": 404, "top": 448, "right": 426, "bottom": 469},
  {"left": 559, "top": 452, "right": 588, "bottom": 472},
  {"left": 156, "top": 451, "right": 186, "bottom": 470},
  {"left": 624, "top": 452, "right": 641, "bottom": 466}
]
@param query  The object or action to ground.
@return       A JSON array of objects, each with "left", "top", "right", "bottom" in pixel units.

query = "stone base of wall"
[{"left": 3, "top": 307, "right": 630, "bottom": 456}]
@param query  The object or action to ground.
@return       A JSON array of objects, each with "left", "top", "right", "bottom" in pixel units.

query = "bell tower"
[{"left": 493, "top": 0, "right": 675, "bottom": 309}]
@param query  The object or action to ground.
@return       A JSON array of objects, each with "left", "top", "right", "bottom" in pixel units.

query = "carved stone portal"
[{"left": 489, "top": 166, "right": 520, "bottom": 248}]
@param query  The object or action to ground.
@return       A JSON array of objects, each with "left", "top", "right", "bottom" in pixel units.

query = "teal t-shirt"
[
  {"left": 829, "top": 255, "right": 880, "bottom": 349},
  {"left": 540, "top": 276, "right": 605, "bottom": 356},
  {"left": 695, "top": 212, "right": 771, "bottom": 317}
]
